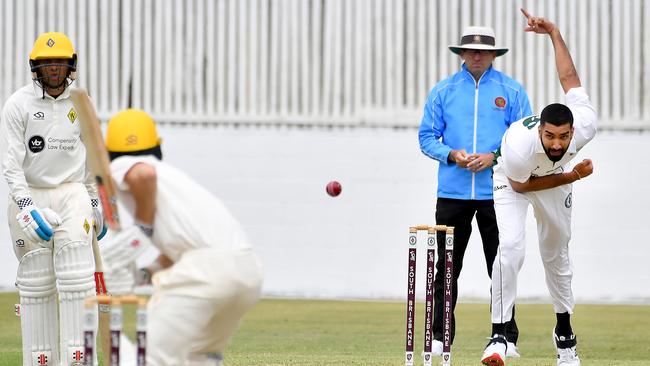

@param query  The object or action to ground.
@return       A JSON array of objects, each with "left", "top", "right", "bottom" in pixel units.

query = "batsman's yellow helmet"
[
  {"left": 106, "top": 109, "right": 161, "bottom": 152},
  {"left": 29, "top": 32, "right": 76, "bottom": 61},
  {"left": 29, "top": 32, "right": 77, "bottom": 79}
]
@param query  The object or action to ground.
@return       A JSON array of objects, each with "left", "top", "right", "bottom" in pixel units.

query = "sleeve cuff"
[{"left": 440, "top": 147, "right": 453, "bottom": 165}]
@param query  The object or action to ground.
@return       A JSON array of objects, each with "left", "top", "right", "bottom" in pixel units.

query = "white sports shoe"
[
  {"left": 554, "top": 331, "right": 580, "bottom": 366},
  {"left": 506, "top": 341, "right": 520, "bottom": 358},
  {"left": 481, "top": 334, "right": 507, "bottom": 366},
  {"left": 431, "top": 339, "right": 443, "bottom": 356}
]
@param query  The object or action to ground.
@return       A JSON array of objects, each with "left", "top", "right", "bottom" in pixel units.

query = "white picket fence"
[{"left": 1, "top": 0, "right": 649, "bottom": 129}]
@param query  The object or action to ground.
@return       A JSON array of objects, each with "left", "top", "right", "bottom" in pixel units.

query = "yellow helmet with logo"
[
  {"left": 29, "top": 32, "right": 78, "bottom": 83},
  {"left": 30, "top": 32, "right": 76, "bottom": 61},
  {"left": 106, "top": 109, "right": 161, "bottom": 153}
]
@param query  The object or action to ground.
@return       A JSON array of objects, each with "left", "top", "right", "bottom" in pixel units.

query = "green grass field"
[{"left": 1, "top": 292, "right": 648, "bottom": 365}]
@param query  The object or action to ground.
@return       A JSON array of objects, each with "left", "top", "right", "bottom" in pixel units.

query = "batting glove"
[
  {"left": 91, "top": 198, "right": 107, "bottom": 240},
  {"left": 15, "top": 198, "right": 61, "bottom": 246}
]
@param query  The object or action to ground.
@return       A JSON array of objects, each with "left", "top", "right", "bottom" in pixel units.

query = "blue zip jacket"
[{"left": 419, "top": 64, "right": 531, "bottom": 200}]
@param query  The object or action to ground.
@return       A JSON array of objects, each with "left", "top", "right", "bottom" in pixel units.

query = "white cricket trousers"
[
  {"left": 147, "top": 247, "right": 263, "bottom": 366},
  {"left": 491, "top": 172, "right": 575, "bottom": 324},
  {"left": 9, "top": 182, "right": 96, "bottom": 366}
]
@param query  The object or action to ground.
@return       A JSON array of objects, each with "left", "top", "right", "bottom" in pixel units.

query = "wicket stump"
[
  {"left": 405, "top": 225, "right": 454, "bottom": 366},
  {"left": 84, "top": 294, "right": 147, "bottom": 366}
]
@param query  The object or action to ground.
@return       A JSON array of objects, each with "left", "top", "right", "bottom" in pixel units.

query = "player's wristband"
[
  {"left": 134, "top": 219, "right": 154, "bottom": 237},
  {"left": 573, "top": 170, "right": 581, "bottom": 180}
]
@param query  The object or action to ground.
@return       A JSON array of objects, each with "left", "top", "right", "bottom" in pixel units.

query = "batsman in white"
[
  {"left": 480, "top": 9, "right": 597, "bottom": 366},
  {"left": 0, "top": 32, "right": 105, "bottom": 366},
  {"left": 100, "top": 109, "right": 263, "bottom": 366}
]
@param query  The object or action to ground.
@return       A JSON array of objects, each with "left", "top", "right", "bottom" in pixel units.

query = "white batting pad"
[
  {"left": 16, "top": 248, "right": 58, "bottom": 366},
  {"left": 101, "top": 226, "right": 153, "bottom": 271},
  {"left": 54, "top": 240, "right": 96, "bottom": 366}
]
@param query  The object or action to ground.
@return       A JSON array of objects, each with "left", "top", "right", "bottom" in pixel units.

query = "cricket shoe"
[
  {"left": 554, "top": 331, "right": 580, "bottom": 366},
  {"left": 506, "top": 341, "right": 520, "bottom": 358},
  {"left": 481, "top": 334, "right": 507, "bottom": 366}
]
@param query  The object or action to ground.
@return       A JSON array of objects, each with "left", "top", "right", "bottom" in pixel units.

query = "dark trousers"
[{"left": 433, "top": 198, "right": 519, "bottom": 344}]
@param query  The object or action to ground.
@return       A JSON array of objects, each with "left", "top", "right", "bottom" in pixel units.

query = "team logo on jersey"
[
  {"left": 67, "top": 108, "right": 77, "bottom": 123},
  {"left": 33, "top": 111, "right": 45, "bottom": 120},
  {"left": 494, "top": 96, "right": 506, "bottom": 109},
  {"left": 565, "top": 192, "right": 572, "bottom": 208},
  {"left": 28, "top": 136, "right": 45, "bottom": 153}
]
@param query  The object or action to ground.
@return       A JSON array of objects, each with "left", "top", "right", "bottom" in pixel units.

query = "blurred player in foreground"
[
  {"left": 480, "top": 9, "right": 597, "bottom": 366},
  {"left": 100, "top": 109, "right": 263, "bottom": 365},
  {"left": 1, "top": 32, "right": 104, "bottom": 366}
]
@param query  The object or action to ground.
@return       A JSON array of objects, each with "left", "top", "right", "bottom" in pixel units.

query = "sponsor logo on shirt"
[
  {"left": 67, "top": 108, "right": 77, "bottom": 123},
  {"left": 33, "top": 111, "right": 45, "bottom": 120},
  {"left": 47, "top": 136, "right": 77, "bottom": 151},
  {"left": 15, "top": 239, "right": 24, "bottom": 248},
  {"left": 494, "top": 184, "right": 508, "bottom": 191},
  {"left": 565, "top": 192, "right": 572, "bottom": 208},
  {"left": 28, "top": 136, "right": 45, "bottom": 153},
  {"left": 494, "top": 96, "right": 506, "bottom": 109}
]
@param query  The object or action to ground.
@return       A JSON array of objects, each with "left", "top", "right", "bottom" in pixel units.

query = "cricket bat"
[
  {"left": 70, "top": 88, "right": 121, "bottom": 231},
  {"left": 70, "top": 88, "right": 117, "bottom": 366}
]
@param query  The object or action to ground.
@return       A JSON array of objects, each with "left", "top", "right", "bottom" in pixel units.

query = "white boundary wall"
[{"left": 2, "top": 0, "right": 650, "bottom": 129}]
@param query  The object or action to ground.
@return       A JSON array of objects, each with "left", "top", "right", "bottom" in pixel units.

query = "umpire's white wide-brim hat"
[{"left": 449, "top": 26, "right": 508, "bottom": 57}]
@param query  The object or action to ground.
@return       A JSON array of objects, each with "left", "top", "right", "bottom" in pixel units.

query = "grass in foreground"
[{"left": 1, "top": 292, "right": 649, "bottom": 365}]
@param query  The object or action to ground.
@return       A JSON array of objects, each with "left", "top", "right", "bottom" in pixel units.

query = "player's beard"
[{"left": 544, "top": 145, "right": 567, "bottom": 162}]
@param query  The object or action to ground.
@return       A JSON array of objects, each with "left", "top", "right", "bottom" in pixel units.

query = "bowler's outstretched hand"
[{"left": 521, "top": 8, "right": 557, "bottom": 35}]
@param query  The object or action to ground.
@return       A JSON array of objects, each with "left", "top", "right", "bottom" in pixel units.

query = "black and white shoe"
[
  {"left": 481, "top": 334, "right": 507, "bottom": 366},
  {"left": 553, "top": 330, "right": 580, "bottom": 366}
]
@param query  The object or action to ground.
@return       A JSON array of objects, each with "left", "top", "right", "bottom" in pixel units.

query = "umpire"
[{"left": 418, "top": 25, "right": 531, "bottom": 356}]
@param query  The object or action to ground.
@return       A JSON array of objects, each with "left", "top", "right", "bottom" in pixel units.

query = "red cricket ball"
[{"left": 326, "top": 181, "right": 342, "bottom": 197}]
